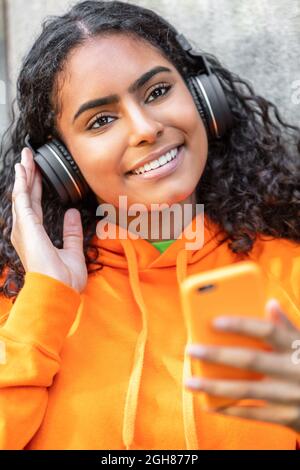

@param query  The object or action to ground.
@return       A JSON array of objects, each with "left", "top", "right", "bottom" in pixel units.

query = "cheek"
[
  {"left": 172, "top": 85, "right": 204, "bottom": 135},
  {"left": 75, "top": 140, "right": 131, "bottom": 206},
  {"left": 74, "top": 136, "right": 124, "bottom": 180},
  {"left": 175, "top": 89, "right": 208, "bottom": 163},
  {"left": 180, "top": 89, "right": 208, "bottom": 149}
]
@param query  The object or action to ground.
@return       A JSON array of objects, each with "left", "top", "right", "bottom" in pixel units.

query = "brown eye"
[
  {"left": 88, "top": 114, "right": 115, "bottom": 131},
  {"left": 146, "top": 83, "right": 172, "bottom": 103}
]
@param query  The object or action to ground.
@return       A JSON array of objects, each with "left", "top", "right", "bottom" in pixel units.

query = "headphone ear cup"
[
  {"left": 188, "top": 73, "right": 233, "bottom": 139},
  {"left": 32, "top": 139, "right": 90, "bottom": 206},
  {"left": 187, "top": 76, "right": 211, "bottom": 138}
]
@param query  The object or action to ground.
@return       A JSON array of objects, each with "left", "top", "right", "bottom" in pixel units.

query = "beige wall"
[{"left": 3, "top": 0, "right": 300, "bottom": 127}]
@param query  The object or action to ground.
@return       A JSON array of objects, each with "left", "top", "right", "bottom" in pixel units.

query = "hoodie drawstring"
[
  {"left": 120, "top": 239, "right": 148, "bottom": 450},
  {"left": 120, "top": 239, "right": 198, "bottom": 450},
  {"left": 176, "top": 249, "right": 199, "bottom": 450}
]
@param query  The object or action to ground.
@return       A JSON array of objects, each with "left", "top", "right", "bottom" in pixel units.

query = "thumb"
[{"left": 63, "top": 208, "right": 84, "bottom": 252}]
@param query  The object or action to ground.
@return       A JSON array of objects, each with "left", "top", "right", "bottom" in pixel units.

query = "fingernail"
[
  {"left": 266, "top": 299, "right": 280, "bottom": 310},
  {"left": 20, "top": 150, "right": 25, "bottom": 165},
  {"left": 213, "top": 317, "right": 232, "bottom": 329},
  {"left": 186, "top": 344, "right": 208, "bottom": 357},
  {"left": 185, "top": 377, "right": 207, "bottom": 389},
  {"left": 67, "top": 209, "right": 78, "bottom": 225}
]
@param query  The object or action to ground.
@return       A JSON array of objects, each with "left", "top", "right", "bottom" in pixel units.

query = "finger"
[
  {"left": 12, "top": 163, "right": 32, "bottom": 218},
  {"left": 11, "top": 200, "right": 16, "bottom": 225},
  {"left": 185, "top": 377, "right": 300, "bottom": 405},
  {"left": 186, "top": 345, "right": 300, "bottom": 383},
  {"left": 20, "top": 148, "right": 34, "bottom": 189},
  {"left": 212, "top": 314, "right": 299, "bottom": 351},
  {"left": 11, "top": 202, "right": 17, "bottom": 247},
  {"left": 265, "top": 298, "right": 299, "bottom": 332},
  {"left": 62, "top": 209, "right": 84, "bottom": 252},
  {"left": 30, "top": 162, "right": 43, "bottom": 208},
  {"left": 217, "top": 403, "right": 300, "bottom": 433}
]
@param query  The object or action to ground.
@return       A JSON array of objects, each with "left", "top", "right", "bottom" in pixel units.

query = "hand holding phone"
[{"left": 180, "top": 261, "right": 273, "bottom": 411}]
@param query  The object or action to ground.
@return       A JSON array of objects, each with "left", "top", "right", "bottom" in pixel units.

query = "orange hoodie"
[{"left": 0, "top": 212, "right": 300, "bottom": 450}]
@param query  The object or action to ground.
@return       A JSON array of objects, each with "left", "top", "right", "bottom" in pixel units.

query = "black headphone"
[{"left": 24, "top": 33, "right": 233, "bottom": 207}]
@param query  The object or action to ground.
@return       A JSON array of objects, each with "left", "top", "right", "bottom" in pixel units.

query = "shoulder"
[
  {"left": 249, "top": 234, "right": 300, "bottom": 277},
  {"left": 248, "top": 235, "right": 300, "bottom": 326}
]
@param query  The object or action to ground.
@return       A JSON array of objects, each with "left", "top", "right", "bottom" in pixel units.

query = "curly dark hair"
[{"left": 0, "top": 0, "right": 300, "bottom": 301}]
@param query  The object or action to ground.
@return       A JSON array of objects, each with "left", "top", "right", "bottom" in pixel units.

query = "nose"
[{"left": 127, "top": 104, "right": 164, "bottom": 146}]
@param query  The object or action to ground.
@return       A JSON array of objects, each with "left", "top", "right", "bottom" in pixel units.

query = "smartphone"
[{"left": 180, "top": 261, "right": 273, "bottom": 411}]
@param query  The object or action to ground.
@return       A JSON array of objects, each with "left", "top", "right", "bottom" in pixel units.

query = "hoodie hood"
[{"left": 89, "top": 212, "right": 228, "bottom": 450}]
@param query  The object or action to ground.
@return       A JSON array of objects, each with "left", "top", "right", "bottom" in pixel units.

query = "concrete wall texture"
[
  {"left": 0, "top": 0, "right": 8, "bottom": 134},
  {"left": 3, "top": 0, "right": 300, "bottom": 130}
]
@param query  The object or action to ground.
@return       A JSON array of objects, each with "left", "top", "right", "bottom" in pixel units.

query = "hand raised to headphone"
[{"left": 10, "top": 147, "right": 88, "bottom": 293}]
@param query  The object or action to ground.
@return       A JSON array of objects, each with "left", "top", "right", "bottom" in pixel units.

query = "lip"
[
  {"left": 125, "top": 142, "right": 184, "bottom": 175},
  {"left": 127, "top": 145, "right": 185, "bottom": 181}
]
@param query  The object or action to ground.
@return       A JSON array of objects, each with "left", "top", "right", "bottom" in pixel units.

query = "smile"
[
  {"left": 130, "top": 146, "right": 180, "bottom": 175},
  {"left": 127, "top": 145, "right": 185, "bottom": 181}
]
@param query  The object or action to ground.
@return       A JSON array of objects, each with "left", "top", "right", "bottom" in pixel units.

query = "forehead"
[{"left": 56, "top": 34, "right": 173, "bottom": 115}]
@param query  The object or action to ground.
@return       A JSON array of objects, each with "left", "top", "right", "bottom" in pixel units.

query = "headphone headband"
[
  {"left": 176, "top": 32, "right": 233, "bottom": 140},
  {"left": 176, "top": 33, "right": 213, "bottom": 76}
]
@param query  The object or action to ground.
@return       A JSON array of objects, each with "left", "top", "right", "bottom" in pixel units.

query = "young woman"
[{"left": 0, "top": 0, "right": 300, "bottom": 450}]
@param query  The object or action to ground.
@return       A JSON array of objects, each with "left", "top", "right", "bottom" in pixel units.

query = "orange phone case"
[{"left": 180, "top": 261, "right": 272, "bottom": 411}]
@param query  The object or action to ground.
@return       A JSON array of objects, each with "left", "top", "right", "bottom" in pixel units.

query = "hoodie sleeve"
[
  {"left": 258, "top": 243, "right": 300, "bottom": 449},
  {"left": 0, "top": 271, "right": 81, "bottom": 449}
]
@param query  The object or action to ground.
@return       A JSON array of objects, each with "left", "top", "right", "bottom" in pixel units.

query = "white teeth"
[
  {"left": 158, "top": 155, "right": 168, "bottom": 166},
  {"left": 132, "top": 147, "right": 179, "bottom": 174},
  {"left": 150, "top": 160, "right": 160, "bottom": 170}
]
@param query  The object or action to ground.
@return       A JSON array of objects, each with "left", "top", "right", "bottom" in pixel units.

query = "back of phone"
[{"left": 180, "top": 261, "right": 272, "bottom": 410}]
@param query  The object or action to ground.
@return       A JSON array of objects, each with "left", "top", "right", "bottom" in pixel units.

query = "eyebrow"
[{"left": 72, "top": 65, "right": 172, "bottom": 123}]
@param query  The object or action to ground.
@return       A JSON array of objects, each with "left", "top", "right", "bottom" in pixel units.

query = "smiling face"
[{"left": 53, "top": 33, "right": 208, "bottom": 211}]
